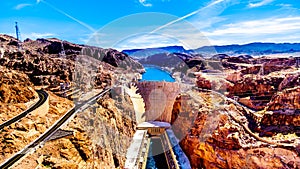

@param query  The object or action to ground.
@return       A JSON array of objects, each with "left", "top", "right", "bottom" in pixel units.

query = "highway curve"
[
  {"left": 0, "top": 88, "right": 111, "bottom": 169},
  {"left": 0, "top": 90, "right": 48, "bottom": 130}
]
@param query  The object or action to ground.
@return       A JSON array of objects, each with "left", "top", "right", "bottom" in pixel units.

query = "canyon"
[{"left": 1, "top": 33, "right": 300, "bottom": 168}]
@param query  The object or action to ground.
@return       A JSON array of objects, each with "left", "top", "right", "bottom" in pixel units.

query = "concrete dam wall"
[{"left": 136, "top": 82, "right": 180, "bottom": 123}]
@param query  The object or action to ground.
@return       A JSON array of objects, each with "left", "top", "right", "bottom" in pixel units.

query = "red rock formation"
[
  {"left": 268, "top": 87, "right": 300, "bottom": 111},
  {"left": 176, "top": 91, "right": 300, "bottom": 169},
  {"left": 226, "top": 72, "right": 243, "bottom": 83},
  {"left": 196, "top": 76, "right": 212, "bottom": 89},
  {"left": 278, "top": 73, "right": 300, "bottom": 91}
]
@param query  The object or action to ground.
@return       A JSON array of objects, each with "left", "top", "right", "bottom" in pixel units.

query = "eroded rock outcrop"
[
  {"left": 0, "top": 66, "right": 36, "bottom": 104},
  {"left": 268, "top": 87, "right": 300, "bottom": 111},
  {"left": 174, "top": 90, "right": 300, "bottom": 169},
  {"left": 15, "top": 90, "right": 137, "bottom": 169},
  {"left": 0, "top": 34, "right": 144, "bottom": 90}
]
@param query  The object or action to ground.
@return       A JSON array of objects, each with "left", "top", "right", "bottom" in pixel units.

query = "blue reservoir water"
[{"left": 141, "top": 66, "right": 175, "bottom": 82}]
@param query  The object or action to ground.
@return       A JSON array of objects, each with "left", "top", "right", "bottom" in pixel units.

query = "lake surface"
[{"left": 141, "top": 66, "right": 175, "bottom": 82}]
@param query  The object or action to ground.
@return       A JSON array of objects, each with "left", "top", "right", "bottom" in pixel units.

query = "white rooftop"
[{"left": 137, "top": 121, "right": 171, "bottom": 128}]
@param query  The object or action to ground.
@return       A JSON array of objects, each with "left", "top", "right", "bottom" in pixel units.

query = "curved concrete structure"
[
  {"left": 136, "top": 82, "right": 180, "bottom": 123},
  {"left": 125, "top": 85, "right": 146, "bottom": 124}
]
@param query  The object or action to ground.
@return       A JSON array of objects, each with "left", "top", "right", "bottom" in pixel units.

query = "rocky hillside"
[
  {"left": 172, "top": 90, "right": 300, "bottom": 169},
  {"left": 0, "top": 66, "right": 36, "bottom": 104},
  {"left": 0, "top": 91, "right": 73, "bottom": 165},
  {"left": 14, "top": 89, "right": 136, "bottom": 169},
  {"left": 0, "top": 66, "right": 38, "bottom": 123},
  {"left": 0, "top": 34, "right": 142, "bottom": 169},
  {"left": 0, "top": 34, "right": 144, "bottom": 91},
  {"left": 183, "top": 53, "right": 300, "bottom": 168}
]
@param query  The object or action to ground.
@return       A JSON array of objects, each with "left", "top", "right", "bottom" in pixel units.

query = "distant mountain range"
[
  {"left": 122, "top": 42, "right": 300, "bottom": 57},
  {"left": 122, "top": 46, "right": 188, "bottom": 58}
]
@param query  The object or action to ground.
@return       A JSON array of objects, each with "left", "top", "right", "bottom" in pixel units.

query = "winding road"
[
  {"left": 0, "top": 88, "right": 111, "bottom": 169},
  {"left": 0, "top": 90, "right": 48, "bottom": 130}
]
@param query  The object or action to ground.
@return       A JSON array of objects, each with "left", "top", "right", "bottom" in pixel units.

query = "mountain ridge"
[{"left": 122, "top": 42, "right": 300, "bottom": 57}]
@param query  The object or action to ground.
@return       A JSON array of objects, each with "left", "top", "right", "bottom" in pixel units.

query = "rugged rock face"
[
  {"left": 268, "top": 87, "right": 300, "bottom": 111},
  {"left": 194, "top": 56, "right": 299, "bottom": 111},
  {"left": 0, "top": 66, "right": 38, "bottom": 123},
  {"left": 177, "top": 54, "right": 300, "bottom": 169},
  {"left": 0, "top": 66, "right": 36, "bottom": 104},
  {"left": 278, "top": 73, "right": 300, "bottom": 91},
  {"left": 0, "top": 34, "right": 144, "bottom": 90},
  {"left": 195, "top": 73, "right": 233, "bottom": 93},
  {"left": 227, "top": 76, "right": 283, "bottom": 110},
  {"left": 174, "top": 90, "right": 300, "bottom": 169},
  {"left": 196, "top": 76, "right": 212, "bottom": 90},
  {"left": 0, "top": 34, "right": 142, "bottom": 168},
  {"left": 81, "top": 46, "right": 144, "bottom": 72},
  {"left": 15, "top": 90, "right": 137, "bottom": 169},
  {"left": 259, "top": 109, "right": 300, "bottom": 136},
  {"left": 138, "top": 53, "right": 188, "bottom": 70},
  {"left": 0, "top": 92, "right": 73, "bottom": 164}
]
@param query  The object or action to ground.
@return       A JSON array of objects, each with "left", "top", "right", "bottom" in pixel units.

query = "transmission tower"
[
  {"left": 296, "top": 57, "right": 300, "bottom": 68},
  {"left": 15, "top": 22, "right": 21, "bottom": 41},
  {"left": 259, "top": 63, "right": 264, "bottom": 76},
  {"left": 59, "top": 41, "right": 66, "bottom": 58}
]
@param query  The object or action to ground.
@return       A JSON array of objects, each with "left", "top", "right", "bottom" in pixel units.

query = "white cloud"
[
  {"left": 2, "top": 32, "right": 56, "bottom": 41},
  {"left": 139, "top": 0, "right": 153, "bottom": 7},
  {"left": 14, "top": 3, "right": 32, "bottom": 10},
  {"left": 248, "top": 0, "right": 274, "bottom": 8},
  {"left": 114, "top": 34, "right": 180, "bottom": 50},
  {"left": 201, "top": 16, "right": 300, "bottom": 45},
  {"left": 203, "top": 17, "right": 300, "bottom": 36},
  {"left": 277, "top": 3, "right": 292, "bottom": 8},
  {"left": 25, "top": 33, "right": 56, "bottom": 39}
]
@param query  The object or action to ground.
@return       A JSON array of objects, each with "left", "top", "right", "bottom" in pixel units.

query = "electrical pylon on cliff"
[
  {"left": 296, "top": 57, "right": 300, "bottom": 68},
  {"left": 15, "top": 22, "right": 21, "bottom": 41},
  {"left": 258, "top": 63, "right": 264, "bottom": 77},
  {"left": 59, "top": 41, "right": 66, "bottom": 58},
  {"left": 15, "top": 22, "right": 22, "bottom": 51}
]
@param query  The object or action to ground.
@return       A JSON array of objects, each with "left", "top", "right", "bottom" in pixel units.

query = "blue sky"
[{"left": 1, "top": 0, "right": 300, "bottom": 50}]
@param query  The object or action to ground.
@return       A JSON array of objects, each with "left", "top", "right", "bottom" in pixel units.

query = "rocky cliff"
[
  {"left": 0, "top": 34, "right": 144, "bottom": 91},
  {"left": 14, "top": 89, "right": 136, "bottom": 169},
  {"left": 0, "top": 66, "right": 37, "bottom": 123},
  {"left": 173, "top": 90, "right": 300, "bottom": 169},
  {"left": 0, "top": 34, "right": 142, "bottom": 168},
  {"left": 180, "top": 54, "right": 300, "bottom": 168},
  {"left": 0, "top": 66, "right": 36, "bottom": 104}
]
